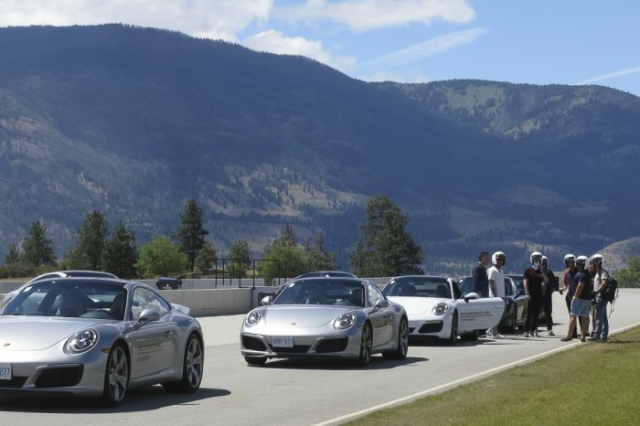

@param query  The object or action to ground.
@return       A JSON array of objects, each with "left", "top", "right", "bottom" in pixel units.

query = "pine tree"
[
  {"left": 302, "top": 232, "right": 336, "bottom": 272},
  {"left": 228, "top": 239, "right": 252, "bottom": 278},
  {"left": 270, "top": 223, "right": 297, "bottom": 248},
  {"left": 4, "top": 242, "right": 21, "bottom": 265},
  {"left": 22, "top": 220, "right": 57, "bottom": 267},
  {"left": 66, "top": 210, "right": 109, "bottom": 270},
  {"left": 103, "top": 221, "right": 138, "bottom": 278},
  {"left": 194, "top": 241, "right": 217, "bottom": 275},
  {"left": 349, "top": 194, "right": 424, "bottom": 277},
  {"left": 174, "top": 199, "right": 209, "bottom": 271}
]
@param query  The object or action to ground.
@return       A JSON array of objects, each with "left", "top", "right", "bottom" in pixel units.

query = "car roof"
[
  {"left": 26, "top": 270, "right": 118, "bottom": 284},
  {"left": 293, "top": 271, "right": 357, "bottom": 279}
]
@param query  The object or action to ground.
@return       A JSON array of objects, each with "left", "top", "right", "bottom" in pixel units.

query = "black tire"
[
  {"left": 383, "top": 317, "right": 409, "bottom": 360},
  {"left": 245, "top": 356, "right": 267, "bottom": 366},
  {"left": 356, "top": 322, "right": 373, "bottom": 366},
  {"left": 163, "top": 333, "right": 204, "bottom": 393},
  {"left": 101, "top": 342, "right": 129, "bottom": 407},
  {"left": 445, "top": 311, "right": 458, "bottom": 345},
  {"left": 460, "top": 329, "right": 479, "bottom": 341}
]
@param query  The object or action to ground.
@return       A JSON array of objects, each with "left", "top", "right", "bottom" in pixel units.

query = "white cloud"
[
  {"left": 577, "top": 65, "right": 640, "bottom": 85},
  {"left": 243, "top": 30, "right": 356, "bottom": 71},
  {"left": 276, "top": 0, "right": 475, "bottom": 32},
  {"left": 0, "top": 0, "right": 273, "bottom": 42},
  {"left": 361, "top": 27, "right": 488, "bottom": 69}
]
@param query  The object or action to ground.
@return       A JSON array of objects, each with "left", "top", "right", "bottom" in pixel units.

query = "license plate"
[
  {"left": 0, "top": 363, "right": 11, "bottom": 380},
  {"left": 272, "top": 336, "right": 294, "bottom": 348}
]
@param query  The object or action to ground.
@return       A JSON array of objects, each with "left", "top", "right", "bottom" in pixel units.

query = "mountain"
[{"left": 1, "top": 24, "right": 639, "bottom": 274}]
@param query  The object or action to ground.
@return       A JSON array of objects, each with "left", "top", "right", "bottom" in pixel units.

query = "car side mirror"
[
  {"left": 137, "top": 308, "right": 160, "bottom": 326},
  {"left": 463, "top": 292, "right": 479, "bottom": 302},
  {"left": 261, "top": 296, "right": 274, "bottom": 306},
  {"left": 373, "top": 299, "right": 389, "bottom": 310}
]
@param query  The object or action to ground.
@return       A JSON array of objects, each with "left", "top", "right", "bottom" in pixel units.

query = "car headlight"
[
  {"left": 245, "top": 310, "right": 262, "bottom": 327},
  {"left": 432, "top": 303, "right": 449, "bottom": 316},
  {"left": 65, "top": 329, "right": 99, "bottom": 354},
  {"left": 333, "top": 312, "right": 356, "bottom": 330}
]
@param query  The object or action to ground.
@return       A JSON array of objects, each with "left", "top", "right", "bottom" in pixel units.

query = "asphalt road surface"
[{"left": 2, "top": 289, "right": 639, "bottom": 426}]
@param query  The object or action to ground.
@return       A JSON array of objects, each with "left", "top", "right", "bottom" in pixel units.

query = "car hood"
[
  {"left": 0, "top": 316, "right": 103, "bottom": 351},
  {"left": 263, "top": 306, "right": 351, "bottom": 328},
  {"left": 387, "top": 296, "right": 445, "bottom": 316}
]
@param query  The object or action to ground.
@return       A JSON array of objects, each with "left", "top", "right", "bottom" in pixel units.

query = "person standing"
[
  {"left": 561, "top": 255, "right": 593, "bottom": 342},
  {"left": 540, "top": 256, "right": 557, "bottom": 336},
  {"left": 523, "top": 251, "right": 544, "bottom": 338},
  {"left": 561, "top": 254, "right": 578, "bottom": 338},
  {"left": 472, "top": 251, "right": 490, "bottom": 298},
  {"left": 487, "top": 251, "right": 507, "bottom": 339},
  {"left": 589, "top": 254, "right": 610, "bottom": 342}
]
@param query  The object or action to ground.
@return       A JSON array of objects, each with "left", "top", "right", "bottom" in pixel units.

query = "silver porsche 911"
[
  {"left": 0, "top": 277, "right": 204, "bottom": 406},
  {"left": 240, "top": 277, "right": 409, "bottom": 366}
]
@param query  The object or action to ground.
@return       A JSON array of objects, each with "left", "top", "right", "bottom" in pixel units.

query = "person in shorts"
[{"left": 561, "top": 255, "right": 592, "bottom": 342}]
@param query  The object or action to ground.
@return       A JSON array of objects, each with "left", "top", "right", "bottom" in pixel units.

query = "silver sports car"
[
  {"left": 240, "top": 277, "right": 409, "bottom": 366},
  {"left": 0, "top": 277, "right": 204, "bottom": 406}
]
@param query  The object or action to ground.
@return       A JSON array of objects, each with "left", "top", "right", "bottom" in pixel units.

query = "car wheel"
[
  {"left": 101, "top": 342, "right": 129, "bottom": 407},
  {"left": 357, "top": 322, "right": 373, "bottom": 366},
  {"left": 508, "top": 306, "right": 518, "bottom": 334},
  {"left": 245, "top": 356, "right": 267, "bottom": 366},
  {"left": 163, "top": 333, "right": 204, "bottom": 393},
  {"left": 460, "top": 329, "right": 479, "bottom": 341},
  {"left": 383, "top": 317, "right": 409, "bottom": 360},
  {"left": 446, "top": 311, "right": 458, "bottom": 345}
]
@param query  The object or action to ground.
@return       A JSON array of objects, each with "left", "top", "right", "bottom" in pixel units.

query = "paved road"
[{"left": 1, "top": 289, "right": 639, "bottom": 426}]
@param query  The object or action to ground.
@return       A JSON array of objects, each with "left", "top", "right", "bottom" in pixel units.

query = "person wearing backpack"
[{"left": 589, "top": 253, "right": 611, "bottom": 342}]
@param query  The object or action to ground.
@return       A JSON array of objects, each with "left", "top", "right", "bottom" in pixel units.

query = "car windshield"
[
  {"left": 1, "top": 279, "right": 127, "bottom": 320},
  {"left": 274, "top": 279, "right": 366, "bottom": 307},
  {"left": 383, "top": 277, "right": 452, "bottom": 299}
]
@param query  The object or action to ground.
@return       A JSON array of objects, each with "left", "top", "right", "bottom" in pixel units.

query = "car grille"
[
  {"left": 0, "top": 376, "right": 28, "bottom": 388},
  {"left": 242, "top": 335, "right": 267, "bottom": 351},
  {"left": 35, "top": 365, "right": 84, "bottom": 388},
  {"left": 273, "top": 345, "right": 311, "bottom": 354},
  {"left": 419, "top": 322, "right": 443, "bottom": 333},
  {"left": 315, "top": 337, "right": 348, "bottom": 353}
]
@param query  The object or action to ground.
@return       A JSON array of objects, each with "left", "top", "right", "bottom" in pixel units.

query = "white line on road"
[{"left": 311, "top": 321, "right": 640, "bottom": 426}]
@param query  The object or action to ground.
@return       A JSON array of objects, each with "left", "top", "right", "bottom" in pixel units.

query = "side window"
[
  {"left": 452, "top": 281, "right": 463, "bottom": 299},
  {"left": 131, "top": 287, "right": 171, "bottom": 320},
  {"left": 367, "top": 283, "right": 384, "bottom": 306}
]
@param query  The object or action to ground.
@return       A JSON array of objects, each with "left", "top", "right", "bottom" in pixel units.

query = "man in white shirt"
[
  {"left": 589, "top": 254, "right": 610, "bottom": 342},
  {"left": 487, "top": 251, "right": 506, "bottom": 339}
]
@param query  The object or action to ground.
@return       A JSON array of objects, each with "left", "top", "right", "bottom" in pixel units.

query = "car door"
[
  {"left": 453, "top": 281, "right": 505, "bottom": 331},
  {"left": 127, "top": 287, "right": 179, "bottom": 379},
  {"left": 366, "top": 283, "right": 394, "bottom": 348}
]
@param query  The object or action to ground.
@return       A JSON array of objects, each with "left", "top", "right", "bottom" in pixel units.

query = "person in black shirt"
[
  {"left": 540, "top": 256, "right": 558, "bottom": 336},
  {"left": 523, "top": 251, "right": 544, "bottom": 337},
  {"left": 472, "top": 251, "right": 490, "bottom": 298},
  {"left": 561, "top": 255, "right": 593, "bottom": 342}
]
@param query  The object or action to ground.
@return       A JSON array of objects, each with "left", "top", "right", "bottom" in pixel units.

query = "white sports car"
[{"left": 382, "top": 275, "right": 505, "bottom": 344}]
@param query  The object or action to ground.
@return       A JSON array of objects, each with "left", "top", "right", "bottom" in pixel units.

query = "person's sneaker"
[
  {"left": 548, "top": 330, "right": 555, "bottom": 336},
  {"left": 560, "top": 337, "right": 573, "bottom": 342},
  {"left": 494, "top": 333, "right": 506, "bottom": 339},
  {"left": 524, "top": 332, "right": 530, "bottom": 338},
  {"left": 587, "top": 337, "right": 599, "bottom": 342},
  {"left": 533, "top": 331, "right": 541, "bottom": 337},
  {"left": 581, "top": 338, "right": 587, "bottom": 342}
]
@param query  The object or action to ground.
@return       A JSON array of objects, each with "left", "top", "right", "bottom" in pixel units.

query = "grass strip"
[{"left": 346, "top": 327, "right": 640, "bottom": 425}]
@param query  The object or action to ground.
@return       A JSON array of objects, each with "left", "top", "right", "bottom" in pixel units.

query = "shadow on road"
[
  {"left": 247, "top": 355, "right": 427, "bottom": 371},
  {"left": 0, "top": 386, "right": 230, "bottom": 413}
]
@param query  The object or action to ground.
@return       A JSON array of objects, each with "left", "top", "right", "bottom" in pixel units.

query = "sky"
[{"left": 1, "top": 0, "right": 639, "bottom": 97}]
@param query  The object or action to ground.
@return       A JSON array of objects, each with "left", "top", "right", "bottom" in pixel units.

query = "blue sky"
[{"left": 2, "top": 0, "right": 639, "bottom": 97}]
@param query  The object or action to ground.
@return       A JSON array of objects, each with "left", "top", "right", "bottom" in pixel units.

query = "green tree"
[
  {"left": 349, "top": 194, "right": 424, "bottom": 277},
  {"left": 22, "top": 220, "right": 57, "bottom": 267},
  {"left": 302, "top": 232, "right": 337, "bottom": 271},
  {"left": 65, "top": 210, "right": 109, "bottom": 270},
  {"left": 259, "top": 245, "right": 306, "bottom": 286},
  {"left": 174, "top": 199, "right": 209, "bottom": 271},
  {"left": 194, "top": 241, "right": 217, "bottom": 275},
  {"left": 616, "top": 257, "right": 640, "bottom": 288},
  {"left": 136, "top": 235, "right": 187, "bottom": 278},
  {"left": 4, "top": 242, "right": 21, "bottom": 265},
  {"left": 228, "top": 240, "right": 252, "bottom": 278},
  {"left": 103, "top": 221, "right": 138, "bottom": 279},
  {"left": 270, "top": 223, "right": 297, "bottom": 248}
]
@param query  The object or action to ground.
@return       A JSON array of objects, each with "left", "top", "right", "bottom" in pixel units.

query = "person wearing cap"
[
  {"left": 540, "top": 256, "right": 558, "bottom": 336},
  {"left": 589, "top": 254, "right": 610, "bottom": 342},
  {"left": 523, "top": 251, "right": 544, "bottom": 338},
  {"left": 561, "top": 255, "right": 593, "bottom": 342},
  {"left": 486, "top": 251, "right": 507, "bottom": 339}
]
